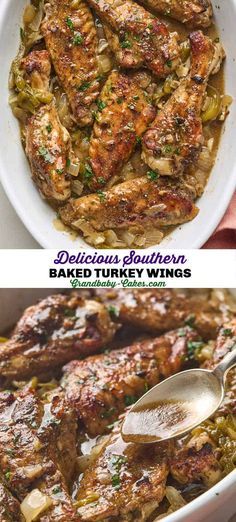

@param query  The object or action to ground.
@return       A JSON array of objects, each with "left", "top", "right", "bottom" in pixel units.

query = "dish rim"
[{"left": 0, "top": 0, "right": 236, "bottom": 249}]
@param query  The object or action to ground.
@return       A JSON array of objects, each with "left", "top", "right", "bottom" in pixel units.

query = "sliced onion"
[
  {"left": 23, "top": 4, "right": 36, "bottom": 25},
  {"left": 67, "top": 161, "right": 80, "bottom": 177},
  {"left": 197, "top": 146, "right": 213, "bottom": 172},
  {"left": 71, "top": 179, "right": 83, "bottom": 195},
  {"left": 20, "top": 489, "right": 53, "bottom": 522},
  {"left": 98, "top": 38, "right": 109, "bottom": 54},
  {"left": 97, "top": 54, "right": 112, "bottom": 73}
]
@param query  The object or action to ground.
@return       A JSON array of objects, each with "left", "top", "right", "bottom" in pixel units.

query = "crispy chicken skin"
[
  {"left": 59, "top": 176, "right": 198, "bottom": 232},
  {"left": 26, "top": 103, "right": 72, "bottom": 202},
  {"left": 42, "top": 0, "right": 100, "bottom": 126},
  {"left": 138, "top": 0, "right": 213, "bottom": 28},
  {"left": 89, "top": 71, "right": 156, "bottom": 189},
  {"left": 0, "top": 479, "right": 23, "bottom": 522},
  {"left": 20, "top": 50, "right": 51, "bottom": 92},
  {"left": 0, "top": 294, "right": 117, "bottom": 385},
  {"left": 61, "top": 327, "right": 201, "bottom": 437},
  {"left": 0, "top": 386, "right": 79, "bottom": 521},
  {"left": 92, "top": 289, "right": 230, "bottom": 340},
  {"left": 142, "top": 31, "right": 216, "bottom": 176},
  {"left": 76, "top": 422, "right": 169, "bottom": 521},
  {"left": 86, "top": 0, "right": 180, "bottom": 76}
]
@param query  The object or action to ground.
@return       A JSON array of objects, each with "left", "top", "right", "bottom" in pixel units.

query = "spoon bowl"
[{"left": 122, "top": 347, "right": 236, "bottom": 444}]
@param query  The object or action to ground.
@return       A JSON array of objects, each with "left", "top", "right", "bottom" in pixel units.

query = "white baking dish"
[
  {"left": 0, "top": 0, "right": 236, "bottom": 248},
  {"left": 0, "top": 288, "right": 235, "bottom": 521}
]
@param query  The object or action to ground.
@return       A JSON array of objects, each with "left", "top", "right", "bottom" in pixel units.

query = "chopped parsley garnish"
[
  {"left": 46, "top": 124, "right": 52, "bottom": 133},
  {"left": 111, "top": 454, "right": 127, "bottom": 468},
  {"left": 147, "top": 170, "right": 159, "bottom": 181},
  {"left": 64, "top": 308, "right": 75, "bottom": 317},
  {"left": 166, "top": 60, "right": 173, "bottom": 68},
  {"left": 100, "top": 407, "right": 116, "bottom": 419},
  {"left": 222, "top": 328, "right": 233, "bottom": 337},
  {"left": 5, "top": 471, "right": 11, "bottom": 481},
  {"left": 97, "top": 190, "right": 106, "bottom": 202},
  {"left": 56, "top": 168, "right": 64, "bottom": 175},
  {"left": 83, "top": 163, "right": 94, "bottom": 182},
  {"left": 187, "top": 341, "right": 204, "bottom": 360},
  {"left": 77, "top": 81, "right": 91, "bottom": 91},
  {"left": 97, "top": 176, "right": 106, "bottom": 185},
  {"left": 52, "top": 486, "right": 62, "bottom": 494},
  {"left": 133, "top": 95, "right": 140, "bottom": 101},
  {"left": 66, "top": 17, "right": 74, "bottom": 30},
  {"left": 111, "top": 474, "right": 120, "bottom": 489},
  {"left": 108, "top": 305, "right": 119, "bottom": 317},
  {"left": 185, "top": 314, "right": 196, "bottom": 327},
  {"left": 136, "top": 136, "right": 141, "bottom": 144},
  {"left": 117, "top": 97, "right": 123, "bottom": 104},
  {"left": 96, "top": 99, "right": 107, "bottom": 111},
  {"left": 124, "top": 395, "right": 137, "bottom": 406},
  {"left": 38, "top": 146, "right": 54, "bottom": 164},
  {"left": 163, "top": 145, "right": 173, "bottom": 154},
  {"left": 73, "top": 32, "right": 83, "bottom": 45},
  {"left": 110, "top": 454, "right": 127, "bottom": 489},
  {"left": 120, "top": 38, "right": 132, "bottom": 49},
  {"left": 66, "top": 158, "right": 71, "bottom": 168}
]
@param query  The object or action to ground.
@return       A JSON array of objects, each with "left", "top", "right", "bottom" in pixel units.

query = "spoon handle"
[{"left": 213, "top": 343, "right": 236, "bottom": 382}]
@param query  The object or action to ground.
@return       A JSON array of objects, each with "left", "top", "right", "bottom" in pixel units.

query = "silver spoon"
[{"left": 121, "top": 347, "right": 236, "bottom": 444}]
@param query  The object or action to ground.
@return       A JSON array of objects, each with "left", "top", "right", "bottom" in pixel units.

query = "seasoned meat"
[
  {"left": 89, "top": 70, "right": 156, "bottom": 189},
  {"left": 59, "top": 176, "right": 198, "bottom": 233},
  {"left": 142, "top": 31, "right": 216, "bottom": 176},
  {"left": 0, "top": 294, "right": 117, "bottom": 385},
  {"left": 76, "top": 421, "right": 169, "bottom": 521},
  {"left": 25, "top": 103, "right": 72, "bottom": 202},
  {"left": 20, "top": 49, "right": 51, "bottom": 91},
  {"left": 0, "top": 386, "right": 79, "bottom": 521},
  {"left": 61, "top": 327, "right": 201, "bottom": 437},
  {"left": 42, "top": 0, "right": 100, "bottom": 126},
  {"left": 138, "top": 0, "right": 213, "bottom": 28},
  {"left": 210, "top": 319, "right": 236, "bottom": 365},
  {"left": 0, "top": 478, "right": 22, "bottom": 522},
  {"left": 170, "top": 432, "right": 221, "bottom": 487},
  {"left": 86, "top": 0, "right": 180, "bottom": 76},
  {"left": 92, "top": 288, "right": 231, "bottom": 340}
]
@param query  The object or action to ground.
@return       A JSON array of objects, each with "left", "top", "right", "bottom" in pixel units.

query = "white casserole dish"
[
  {"left": 0, "top": 0, "right": 235, "bottom": 249},
  {"left": 0, "top": 288, "right": 235, "bottom": 521}
]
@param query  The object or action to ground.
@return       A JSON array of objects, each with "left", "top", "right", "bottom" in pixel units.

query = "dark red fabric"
[{"left": 203, "top": 192, "right": 236, "bottom": 249}]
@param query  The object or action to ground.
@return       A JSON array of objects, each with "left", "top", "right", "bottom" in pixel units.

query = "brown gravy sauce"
[{"left": 122, "top": 400, "right": 196, "bottom": 443}]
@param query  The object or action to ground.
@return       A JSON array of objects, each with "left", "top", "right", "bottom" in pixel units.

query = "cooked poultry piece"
[
  {"left": 76, "top": 421, "right": 169, "bottom": 521},
  {"left": 0, "top": 386, "right": 79, "bottom": 521},
  {"left": 89, "top": 70, "right": 156, "bottom": 189},
  {"left": 21, "top": 50, "right": 72, "bottom": 203},
  {"left": 142, "top": 31, "right": 217, "bottom": 176},
  {"left": 61, "top": 327, "right": 201, "bottom": 437},
  {"left": 170, "top": 321, "right": 236, "bottom": 488},
  {"left": 0, "top": 478, "right": 23, "bottom": 522},
  {"left": 42, "top": 0, "right": 100, "bottom": 126},
  {"left": 59, "top": 176, "right": 198, "bottom": 233},
  {"left": 25, "top": 103, "right": 72, "bottom": 202},
  {"left": 20, "top": 50, "right": 51, "bottom": 92},
  {"left": 91, "top": 288, "right": 231, "bottom": 340},
  {"left": 170, "top": 431, "right": 222, "bottom": 487},
  {"left": 0, "top": 294, "right": 117, "bottom": 385},
  {"left": 138, "top": 0, "right": 213, "bottom": 28},
  {"left": 86, "top": 0, "right": 180, "bottom": 76},
  {"left": 210, "top": 319, "right": 236, "bottom": 364}
]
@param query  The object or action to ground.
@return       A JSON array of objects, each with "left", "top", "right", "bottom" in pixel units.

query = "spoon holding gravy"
[{"left": 121, "top": 346, "right": 236, "bottom": 444}]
